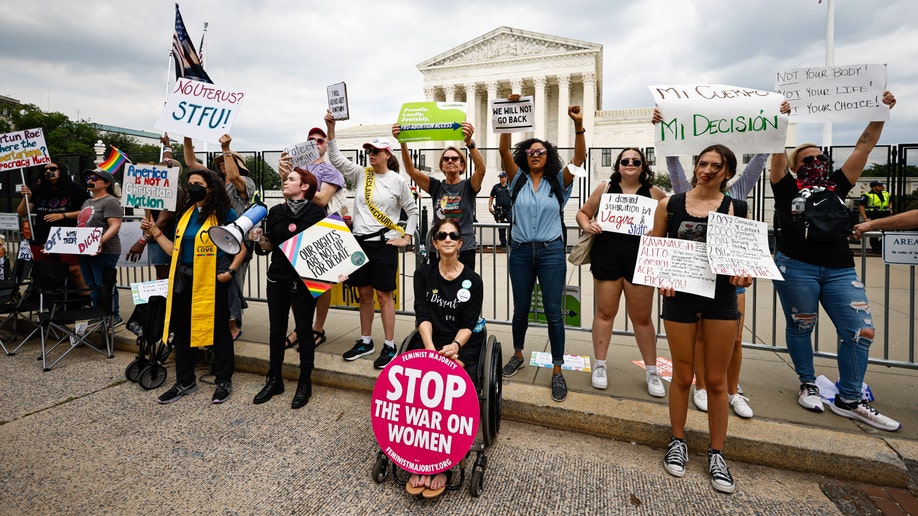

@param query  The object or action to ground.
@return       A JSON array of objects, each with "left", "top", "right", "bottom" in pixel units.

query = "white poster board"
[
  {"left": 0, "top": 128, "right": 52, "bottom": 171},
  {"left": 705, "top": 212, "right": 783, "bottom": 280},
  {"left": 596, "top": 194, "right": 657, "bottom": 236},
  {"left": 131, "top": 279, "right": 169, "bottom": 304},
  {"left": 633, "top": 236, "right": 716, "bottom": 298},
  {"left": 284, "top": 140, "right": 320, "bottom": 169},
  {"left": 279, "top": 215, "right": 367, "bottom": 297},
  {"left": 0, "top": 213, "right": 19, "bottom": 231},
  {"left": 43, "top": 226, "right": 102, "bottom": 255},
  {"left": 774, "top": 64, "right": 888, "bottom": 123},
  {"left": 122, "top": 163, "right": 180, "bottom": 212},
  {"left": 882, "top": 232, "right": 918, "bottom": 265},
  {"left": 649, "top": 84, "right": 788, "bottom": 156},
  {"left": 116, "top": 221, "right": 150, "bottom": 268},
  {"left": 327, "top": 82, "right": 349, "bottom": 120},
  {"left": 154, "top": 78, "right": 246, "bottom": 143},
  {"left": 491, "top": 96, "right": 535, "bottom": 133}
]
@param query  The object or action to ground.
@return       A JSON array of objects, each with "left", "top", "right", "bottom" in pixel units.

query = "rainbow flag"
[{"left": 99, "top": 146, "right": 129, "bottom": 173}]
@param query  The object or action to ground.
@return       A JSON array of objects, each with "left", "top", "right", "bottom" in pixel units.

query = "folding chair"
[
  {"left": 0, "top": 256, "right": 36, "bottom": 356},
  {"left": 35, "top": 261, "right": 116, "bottom": 371}
]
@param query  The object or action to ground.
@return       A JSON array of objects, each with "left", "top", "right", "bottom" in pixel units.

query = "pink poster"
[{"left": 371, "top": 349, "right": 479, "bottom": 475}]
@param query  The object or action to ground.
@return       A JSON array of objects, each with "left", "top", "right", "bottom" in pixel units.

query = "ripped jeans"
[{"left": 773, "top": 252, "right": 874, "bottom": 401}]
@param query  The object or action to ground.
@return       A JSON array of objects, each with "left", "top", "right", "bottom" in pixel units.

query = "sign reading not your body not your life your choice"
[
  {"left": 372, "top": 349, "right": 479, "bottom": 475},
  {"left": 774, "top": 64, "right": 888, "bottom": 123},
  {"left": 155, "top": 78, "right": 246, "bottom": 143}
]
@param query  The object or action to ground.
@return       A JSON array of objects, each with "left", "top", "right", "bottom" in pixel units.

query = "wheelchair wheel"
[
  {"left": 372, "top": 451, "right": 390, "bottom": 483},
  {"left": 468, "top": 466, "right": 484, "bottom": 497},
  {"left": 125, "top": 358, "right": 148, "bottom": 383},
  {"left": 481, "top": 336, "right": 502, "bottom": 447},
  {"left": 138, "top": 363, "right": 168, "bottom": 390}
]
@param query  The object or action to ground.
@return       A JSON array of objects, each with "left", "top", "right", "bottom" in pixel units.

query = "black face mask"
[{"left": 187, "top": 183, "right": 207, "bottom": 203}]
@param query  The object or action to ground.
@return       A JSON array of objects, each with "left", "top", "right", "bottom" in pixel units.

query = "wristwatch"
[{"left": 227, "top": 268, "right": 237, "bottom": 277}]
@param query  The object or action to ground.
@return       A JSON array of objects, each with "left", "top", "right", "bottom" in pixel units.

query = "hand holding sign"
[
  {"left": 154, "top": 78, "right": 246, "bottom": 143},
  {"left": 279, "top": 214, "right": 367, "bottom": 297}
]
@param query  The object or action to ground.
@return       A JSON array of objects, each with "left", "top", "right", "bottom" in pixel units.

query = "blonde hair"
[{"left": 788, "top": 143, "right": 820, "bottom": 169}]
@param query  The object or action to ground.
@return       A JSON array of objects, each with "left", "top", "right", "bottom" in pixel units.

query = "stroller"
[{"left": 124, "top": 295, "right": 172, "bottom": 390}]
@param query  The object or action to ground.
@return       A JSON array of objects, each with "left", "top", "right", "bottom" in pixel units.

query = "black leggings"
[
  {"left": 266, "top": 279, "right": 317, "bottom": 381},
  {"left": 171, "top": 278, "right": 234, "bottom": 385}
]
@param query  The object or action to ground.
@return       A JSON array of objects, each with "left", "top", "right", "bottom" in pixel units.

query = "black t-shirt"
[
  {"left": 771, "top": 169, "right": 854, "bottom": 268},
  {"left": 489, "top": 183, "right": 512, "bottom": 209},
  {"left": 29, "top": 182, "right": 91, "bottom": 244},
  {"left": 413, "top": 263, "right": 484, "bottom": 365},
  {"left": 263, "top": 202, "right": 328, "bottom": 282}
]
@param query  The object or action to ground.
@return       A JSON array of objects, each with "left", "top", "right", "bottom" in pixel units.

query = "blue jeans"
[
  {"left": 508, "top": 237, "right": 566, "bottom": 366},
  {"left": 78, "top": 253, "right": 120, "bottom": 317},
  {"left": 773, "top": 252, "right": 873, "bottom": 401}
]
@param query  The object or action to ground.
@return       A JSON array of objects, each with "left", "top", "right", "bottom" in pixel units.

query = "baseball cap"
[
  {"left": 869, "top": 180, "right": 884, "bottom": 187},
  {"left": 498, "top": 172, "right": 507, "bottom": 177},
  {"left": 84, "top": 168, "right": 115, "bottom": 184},
  {"left": 308, "top": 127, "right": 327, "bottom": 139},
  {"left": 363, "top": 138, "right": 392, "bottom": 152}
]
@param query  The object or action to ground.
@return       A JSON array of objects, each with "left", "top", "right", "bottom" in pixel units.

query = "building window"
[
  {"left": 645, "top": 148, "right": 656, "bottom": 166},
  {"left": 743, "top": 154, "right": 753, "bottom": 164},
  {"left": 601, "top": 149, "right": 611, "bottom": 167}
]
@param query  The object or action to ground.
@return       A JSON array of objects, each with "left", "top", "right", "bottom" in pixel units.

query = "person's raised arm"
[
  {"left": 770, "top": 151, "right": 788, "bottom": 184},
  {"left": 498, "top": 95, "right": 520, "bottom": 183},
  {"left": 219, "top": 134, "right": 248, "bottom": 197},
  {"left": 563, "top": 105, "right": 586, "bottom": 187},
  {"left": 841, "top": 91, "right": 895, "bottom": 185},
  {"left": 728, "top": 153, "right": 768, "bottom": 200},
  {"left": 183, "top": 137, "right": 205, "bottom": 171},
  {"left": 653, "top": 108, "right": 691, "bottom": 195},
  {"left": 311, "top": 182, "right": 339, "bottom": 209},
  {"left": 392, "top": 123, "right": 430, "bottom": 192},
  {"left": 324, "top": 109, "right": 362, "bottom": 184},
  {"left": 464, "top": 122, "right": 486, "bottom": 192}
]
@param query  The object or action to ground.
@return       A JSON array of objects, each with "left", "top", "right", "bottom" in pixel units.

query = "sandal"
[
  {"left": 285, "top": 331, "right": 299, "bottom": 350},
  {"left": 405, "top": 474, "right": 427, "bottom": 496},
  {"left": 421, "top": 470, "right": 452, "bottom": 499},
  {"left": 313, "top": 329, "right": 327, "bottom": 347}
]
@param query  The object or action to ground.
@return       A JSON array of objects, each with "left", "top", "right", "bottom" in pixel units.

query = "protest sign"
[
  {"left": 284, "top": 140, "right": 319, "bottom": 169},
  {"left": 596, "top": 194, "right": 657, "bottom": 236},
  {"left": 279, "top": 214, "right": 367, "bottom": 298},
  {"left": 396, "top": 102, "right": 467, "bottom": 143},
  {"left": 327, "top": 82, "right": 349, "bottom": 120},
  {"left": 491, "top": 96, "right": 534, "bottom": 133},
  {"left": 0, "top": 128, "right": 51, "bottom": 171},
  {"left": 116, "top": 221, "right": 149, "bottom": 268},
  {"left": 154, "top": 78, "right": 246, "bottom": 143},
  {"left": 633, "top": 236, "right": 716, "bottom": 298},
  {"left": 774, "top": 64, "right": 888, "bottom": 123},
  {"left": 131, "top": 279, "right": 169, "bottom": 305},
  {"left": 528, "top": 283, "right": 580, "bottom": 326},
  {"left": 882, "top": 232, "right": 918, "bottom": 265},
  {"left": 649, "top": 84, "right": 788, "bottom": 156},
  {"left": 44, "top": 226, "right": 102, "bottom": 255},
  {"left": 122, "top": 163, "right": 180, "bottom": 212},
  {"left": 371, "top": 349, "right": 479, "bottom": 475},
  {"left": 529, "top": 352, "right": 592, "bottom": 372},
  {"left": 705, "top": 212, "right": 783, "bottom": 280}
]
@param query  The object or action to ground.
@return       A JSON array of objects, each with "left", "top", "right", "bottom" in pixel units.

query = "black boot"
[
  {"left": 291, "top": 381, "right": 312, "bottom": 409},
  {"left": 253, "top": 377, "right": 284, "bottom": 404}
]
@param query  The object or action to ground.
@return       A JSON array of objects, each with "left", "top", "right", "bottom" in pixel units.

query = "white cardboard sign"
[
  {"left": 122, "top": 163, "right": 180, "bottom": 212},
  {"left": 284, "top": 140, "right": 320, "bottom": 169},
  {"left": 0, "top": 128, "right": 52, "bottom": 171},
  {"left": 774, "top": 64, "right": 888, "bottom": 123},
  {"left": 43, "top": 226, "right": 102, "bottom": 255},
  {"left": 633, "top": 236, "right": 716, "bottom": 298},
  {"left": 705, "top": 211, "right": 783, "bottom": 280},
  {"left": 491, "top": 96, "right": 534, "bottom": 133},
  {"left": 327, "top": 82, "right": 349, "bottom": 120},
  {"left": 154, "top": 78, "right": 246, "bottom": 143},
  {"left": 596, "top": 194, "right": 657, "bottom": 236}
]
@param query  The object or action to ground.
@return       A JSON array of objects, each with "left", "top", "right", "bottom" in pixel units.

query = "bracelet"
[
  {"left": 136, "top": 237, "right": 148, "bottom": 247},
  {"left": 451, "top": 340, "right": 461, "bottom": 348},
  {"left": 467, "top": 141, "right": 476, "bottom": 149},
  {"left": 575, "top": 129, "right": 586, "bottom": 135}
]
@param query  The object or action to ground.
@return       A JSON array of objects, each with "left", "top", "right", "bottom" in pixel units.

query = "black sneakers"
[
  {"left": 212, "top": 381, "right": 232, "bottom": 404},
  {"left": 343, "top": 339, "right": 375, "bottom": 361},
  {"left": 501, "top": 354, "right": 525, "bottom": 377},
  {"left": 708, "top": 449, "right": 736, "bottom": 494},
  {"left": 550, "top": 373, "right": 568, "bottom": 402},
  {"left": 157, "top": 382, "right": 198, "bottom": 404},
  {"left": 373, "top": 345, "right": 397, "bottom": 369},
  {"left": 663, "top": 437, "right": 688, "bottom": 477}
]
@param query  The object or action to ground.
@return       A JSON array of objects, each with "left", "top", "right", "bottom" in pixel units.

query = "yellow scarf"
[
  {"left": 363, "top": 167, "right": 405, "bottom": 236},
  {"left": 163, "top": 207, "right": 219, "bottom": 347}
]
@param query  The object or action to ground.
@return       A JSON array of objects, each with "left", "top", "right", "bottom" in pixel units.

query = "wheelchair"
[{"left": 372, "top": 328, "right": 502, "bottom": 497}]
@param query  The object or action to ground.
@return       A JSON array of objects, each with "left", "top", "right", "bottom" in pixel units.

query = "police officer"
[
  {"left": 858, "top": 180, "right": 893, "bottom": 254},
  {"left": 488, "top": 172, "right": 512, "bottom": 250}
]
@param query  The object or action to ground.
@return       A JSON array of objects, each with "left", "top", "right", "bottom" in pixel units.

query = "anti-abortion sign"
[
  {"left": 284, "top": 140, "right": 319, "bottom": 169},
  {"left": 396, "top": 102, "right": 467, "bottom": 143},
  {"left": 371, "top": 349, "right": 479, "bottom": 476},
  {"left": 131, "top": 279, "right": 169, "bottom": 305},
  {"left": 706, "top": 212, "right": 783, "bottom": 280},
  {"left": 491, "top": 96, "right": 534, "bottom": 133},
  {"left": 650, "top": 84, "right": 788, "bottom": 156},
  {"left": 327, "top": 82, "right": 349, "bottom": 120},
  {"left": 44, "top": 226, "right": 102, "bottom": 255},
  {"left": 122, "top": 163, "right": 180, "bottom": 211},
  {"left": 596, "top": 194, "right": 657, "bottom": 235},
  {"left": 774, "top": 64, "right": 888, "bottom": 123},
  {"left": 154, "top": 78, "right": 246, "bottom": 143},
  {"left": 279, "top": 214, "right": 367, "bottom": 297},
  {"left": 0, "top": 128, "right": 52, "bottom": 171},
  {"left": 633, "top": 236, "right": 716, "bottom": 298}
]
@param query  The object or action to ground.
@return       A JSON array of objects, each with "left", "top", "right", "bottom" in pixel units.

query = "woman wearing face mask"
[
  {"left": 75, "top": 168, "right": 123, "bottom": 321},
  {"left": 143, "top": 169, "right": 246, "bottom": 405}
]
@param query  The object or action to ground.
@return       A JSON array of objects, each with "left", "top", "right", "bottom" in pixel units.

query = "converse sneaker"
[
  {"left": 728, "top": 394, "right": 754, "bottom": 418},
  {"left": 693, "top": 387, "right": 708, "bottom": 412},
  {"left": 663, "top": 437, "right": 688, "bottom": 477},
  {"left": 829, "top": 398, "right": 902, "bottom": 432},
  {"left": 708, "top": 449, "right": 736, "bottom": 494},
  {"left": 212, "top": 381, "right": 232, "bottom": 404},
  {"left": 646, "top": 371, "right": 665, "bottom": 398},
  {"left": 157, "top": 382, "right": 198, "bottom": 404},
  {"left": 373, "top": 345, "right": 397, "bottom": 370},
  {"left": 343, "top": 339, "right": 375, "bottom": 361},
  {"left": 591, "top": 363, "right": 608, "bottom": 390},
  {"left": 550, "top": 373, "right": 568, "bottom": 402},
  {"left": 798, "top": 383, "right": 824, "bottom": 412},
  {"left": 501, "top": 354, "right": 525, "bottom": 378}
]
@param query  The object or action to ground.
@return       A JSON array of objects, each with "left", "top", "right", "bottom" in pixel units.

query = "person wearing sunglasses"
[
  {"left": 391, "top": 121, "right": 485, "bottom": 270},
  {"left": 75, "top": 168, "right": 123, "bottom": 323},
  {"left": 770, "top": 90, "right": 900, "bottom": 432},
  {"left": 498, "top": 95, "right": 584, "bottom": 404},
  {"left": 575, "top": 148, "right": 667, "bottom": 399},
  {"left": 324, "top": 110, "right": 418, "bottom": 370}
]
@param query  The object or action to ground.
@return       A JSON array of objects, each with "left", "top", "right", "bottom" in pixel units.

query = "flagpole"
[
  {"left": 822, "top": 0, "right": 835, "bottom": 148},
  {"left": 160, "top": 50, "right": 173, "bottom": 163},
  {"left": 200, "top": 21, "right": 209, "bottom": 156}
]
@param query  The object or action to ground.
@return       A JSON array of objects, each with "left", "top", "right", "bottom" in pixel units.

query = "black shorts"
[
  {"left": 347, "top": 240, "right": 398, "bottom": 292},
  {"left": 661, "top": 287, "right": 739, "bottom": 323}
]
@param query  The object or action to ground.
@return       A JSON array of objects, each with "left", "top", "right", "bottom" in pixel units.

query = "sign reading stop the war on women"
[
  {"left": 44, "top": 226, "right": 103, "bottom": 255},
  {"left": 774, "top": 64, "right": 888, "bottom": 123},
  {"left": 122, "top": 163, "right": 180, "bottom": 212},
  {"left": 491, "top": 96, "right": 535, "bottom": 133},
  {"left": 633, "top": 236, "right": 716, "bottom": 298},
  {"left": 0, "top": 128, "right": 52, "bottom": 171},
  {"left": 279, "top": 214, "right": 367, "bottom": 298},
  {"left": 705, "top": 211, "right": 783, "bottom": 280},
  {"left": 596, "top": 194, "right": 657, "bottom": 236},
  {"left": 155, "top": 78, "right": 246, "bottom": 143},
  {"left": 650, "top": 84, "right": 788, "bottom": 156},
  {"left": 396, "top": 102, "right": 467, "bottom": 143},
  {"left": 371, "top": 349, "right": 479, "bottom": 476},
  {"left": 284, "top": 140, "right": 319, "bottom": 170}
]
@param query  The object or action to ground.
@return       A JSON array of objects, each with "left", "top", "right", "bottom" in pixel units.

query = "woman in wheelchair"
[{"left": 403, "top": 217, "right": 484, "bottom": 498}]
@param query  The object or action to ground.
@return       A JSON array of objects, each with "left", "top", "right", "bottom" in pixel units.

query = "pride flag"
[{"left": 98, "top": 146, "right": 129, "bottom": 173}]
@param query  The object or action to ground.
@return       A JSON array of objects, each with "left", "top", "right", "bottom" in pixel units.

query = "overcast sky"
[{"left": 4, "top": 0, "right": 917, "bottom": 151}]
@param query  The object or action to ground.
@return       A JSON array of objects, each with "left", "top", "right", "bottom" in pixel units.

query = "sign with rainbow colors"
[{"left": 279, "top": 214, "right": 368, "bottom": 297}]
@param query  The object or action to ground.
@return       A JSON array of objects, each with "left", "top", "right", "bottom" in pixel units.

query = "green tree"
[
  {"left": 10, "top": 104, "right": 98, "bottom": 155},
  {"left": 863, "top": 162, "right": 918, "bottom": 177},
  {"left": 654, "top": 171, "right": 672, "bottom": 191},
  {"left": 249, "top": 156, "right": 281, "bottom": 190}
]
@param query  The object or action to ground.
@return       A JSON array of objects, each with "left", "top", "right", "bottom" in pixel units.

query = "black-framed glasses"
[
  {"left": 366, "top": 148, "right": 383, "bottom": 155},
  {"left": 44, "top": 166, "right": 59, "bottom": 172},
  {"left": 441, "top": 155, "right": 461, "bottom": 162},
  {"left": 619, "top": 158, "right": 642, "bottom": 167},
  {"left": 434, "top": 231, "right": 461, "bottom": 241},
  {"left": 801, "top": 154, "right": 829, "bottom": 165},
  {"left": 526, "top": 148, "right": 547, "bottom": 158},
  {"left": 309, "top": 137, "right": 326, "bottom": 144}
]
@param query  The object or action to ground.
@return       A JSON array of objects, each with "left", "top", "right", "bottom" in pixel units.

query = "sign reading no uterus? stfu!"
[
  {"left": 122, "top": 163, "right": 180, "bottom": 212},
  {"left": 0, "top": 128, "right": 52, "bottom": 171},
  {"left": 774, "top": 64, "right": 888, "bottom": 123},
  {"left": 491, "top": 96, "right": 534, "bottom": 133},
  {"left": 396, "top": 102, "right": 466, "bottom": 143},
  {"left": 155, "top": 78, "right": 246, "bottom": 143}
]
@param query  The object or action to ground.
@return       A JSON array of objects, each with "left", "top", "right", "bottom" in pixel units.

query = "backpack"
[
  {"left": 789, "top": 188, "right": 853, "bottom": 241},
  {"left": 508, "top": 171, "right": 566, "bottom": 245}
]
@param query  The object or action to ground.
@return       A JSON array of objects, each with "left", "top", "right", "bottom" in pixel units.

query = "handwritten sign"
[
  {"left": 396, "top": 102, "right": 466, "bottom": 143},
  {"left": 327, "top": 82, "right": 349, "bottom": 120},
  {"left": 491, "top": 96, "right": 534, "bottom": 133},
  {"left": 122, "top": 163, "right": 179, "bottom": 211},
  {"left": 774, "top": 64, "right": 888, "bottom": 123},
  {"left": 279, "top": 214, "right": 367, "bottom": 297},
  {"left": 44, "top": 226, "right": 102, "bottom": 255},
  {"left": 633, "top": 236, "right": 716, "bottom": 298},
  {"left": 131, "top": 279, "right": 169, "bottom": 304},
  {"left": 116, "top": 221, "right": 150, "bottom": 268},
  {"left": 882, "top": 231, "right": 918, "bottom": 265},
  {"left": 649, "top": 84, "right": 788, "bottom": 156},
  {"left": 154, "top": 78, "right": 246, "bottom": 143},
  {"left": 284, "top": 140, "right": 320, "bottom": 169},
  {"left": 706, "top": 212, "right": 783, "bottom": 280},
  {"left": 529, "top": 352, "right": 592, "bottom": 372},
  {"left": 371, "top": 349, "right": 479, "bottom": 476},
  {"left": 0, "top": 128, "right": 51, "bottom": 171},
  {"left": 596, "top": 194, "right": 657, "bottom": 235}
]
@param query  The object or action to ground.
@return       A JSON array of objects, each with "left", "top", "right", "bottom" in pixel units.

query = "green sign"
[
  {"left": 528, "top": 284, "right": 581, "bottom": 327},
  {"left": 396, "top": 102, "right": 467, "bottom": 142}
]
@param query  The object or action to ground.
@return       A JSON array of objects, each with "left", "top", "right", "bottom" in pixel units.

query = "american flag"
[{"left": 171, "top": 3, "right": 212, "bottom": 83}]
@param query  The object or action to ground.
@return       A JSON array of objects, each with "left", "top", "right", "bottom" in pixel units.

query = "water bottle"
[
  {"left": 791, "top": 196, "right": 806, "bottom": 215},
  {"left": 473, "top": 316, "right": 486, "bottom": 333}
]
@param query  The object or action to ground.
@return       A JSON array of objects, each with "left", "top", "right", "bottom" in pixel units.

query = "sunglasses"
[
  {"left": 526, "top": 148, "right": 547, "bottom": 158},
  {"left": 309, "top": 137, "right": 326, "bottom": 144},
  {"left": 44, "top": 166, "right": 59, "bottom": 172},
  {"left": 86, "top": 175, "right": 103, "bottom": 182},
  {"left": 441, "top": 155, "right": 462, "bottom": 162},
  {"left": 801, "top": 154, "right": 829, "bottom": 165},
  {"left": 619, "top": 158, "right": 642, "bottom": 167},
  {"left": 366, "top": 148, "right": 384, "bottom": 156},
  {"left": 434, "top": 231, "right": 461, "bottom": 241}
]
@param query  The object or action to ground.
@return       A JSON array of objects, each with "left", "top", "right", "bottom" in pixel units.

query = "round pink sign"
[{"left": 371, "top": 349, "right": 480, "bottom": 475}]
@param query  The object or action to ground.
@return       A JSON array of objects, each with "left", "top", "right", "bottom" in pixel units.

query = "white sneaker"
[
  {"left": 728, "top": 394, "right": 754, "bottom": 418},
  {"left": 693, "top": 388, "right": 708, "bottom": 412},
  {"left": 591, "top": 363, "right": 608, "bottom": 390},
  {"left": 829, "top": 398, "right": 901, "bottom": 432},
  {"left": 646, "top": 371, "right": 665, "bottom": 398},
  {"left": 798, "top": 383, "right": 824, "bottom": 413}
]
